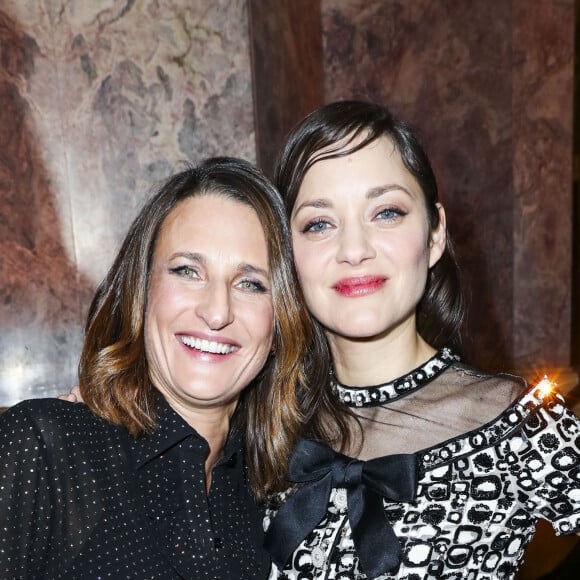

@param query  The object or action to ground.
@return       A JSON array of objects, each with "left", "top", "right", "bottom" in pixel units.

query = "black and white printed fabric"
[{"left": 265, "top": 349, "right": 580, "bottom": 579}]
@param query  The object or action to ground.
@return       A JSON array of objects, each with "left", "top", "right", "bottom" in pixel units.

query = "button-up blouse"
[{"left": 0, "top": 396, "right": 270, "bottom": 579}]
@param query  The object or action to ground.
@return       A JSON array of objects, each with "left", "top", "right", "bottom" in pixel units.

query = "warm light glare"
[{"left": 536, "top": 375, "right": 555, "bottom": 396}]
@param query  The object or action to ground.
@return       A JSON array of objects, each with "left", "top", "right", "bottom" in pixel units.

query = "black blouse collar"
[
  {"left": 128, "top": 394, "right": 241, "bottom": 469},
  {"left": 331, "top": 347, "right": 459, "bottom": 407}
]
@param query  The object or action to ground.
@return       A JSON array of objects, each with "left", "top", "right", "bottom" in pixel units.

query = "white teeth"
[{"left": 180, "top": 335, "right": 235, "bottom": 354}]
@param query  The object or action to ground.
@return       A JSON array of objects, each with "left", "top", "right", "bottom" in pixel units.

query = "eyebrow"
[
  {"left": 238, "top": 263, "right": 270, "bottom": 278},
  {"left": 169, "top": 251, "right": 204, "bottom": 263},
  {"left": 367, "top": 184, "right": 414, "bottom": 199},
  {"left": 292, "top": 183, "right": 414, "bottom": 216},
  {"left": 168, "top": 252, "right": 269, "bottom": 277}
]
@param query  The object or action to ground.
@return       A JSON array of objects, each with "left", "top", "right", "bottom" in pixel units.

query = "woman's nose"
[
  {"left": 195, "top": 283, "right": 234, "bottom": 330},
  {"left": 335, "top": 221, "right": 376, "bottom": 265}
]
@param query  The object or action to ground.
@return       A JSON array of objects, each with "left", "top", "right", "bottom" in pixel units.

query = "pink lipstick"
[{"left": 333, "top": 276, "right": 386, "bottom": 297}]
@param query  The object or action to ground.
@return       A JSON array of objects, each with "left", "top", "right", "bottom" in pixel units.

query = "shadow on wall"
[{"left": 0, "top": 10, "right": 94, "bottom": 406}]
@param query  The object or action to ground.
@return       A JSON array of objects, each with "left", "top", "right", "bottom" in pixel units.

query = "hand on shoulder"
[{"left": 57, "top": 386, "right": 83, "bottom": 403}]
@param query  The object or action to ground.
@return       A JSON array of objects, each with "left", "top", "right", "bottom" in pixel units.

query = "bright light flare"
[{"left": 536, "top": 375, "right": 556, "bottom": 397}]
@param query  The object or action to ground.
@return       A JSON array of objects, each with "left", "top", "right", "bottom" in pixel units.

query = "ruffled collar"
[{"left": 331, "top": 347, "right": 459, "bottom": 407}]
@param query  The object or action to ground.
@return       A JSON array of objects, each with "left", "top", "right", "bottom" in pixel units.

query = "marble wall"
[
  {"left": 0, "top": 0, "right": 255, "bottom": 406},
  {"left": 1, "top": 0, "right": 576, "bottom": 406},
  {"left": 321, "top": 0, "right": 574, "bottom": 374}
]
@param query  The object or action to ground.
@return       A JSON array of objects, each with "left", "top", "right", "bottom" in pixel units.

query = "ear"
[{"left": 428, "top": 203, "right": 447, "bottom": 268}]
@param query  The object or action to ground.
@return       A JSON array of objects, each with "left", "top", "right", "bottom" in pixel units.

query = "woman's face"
[
  {"left": 145, "top": 194, "right": 274, "bottom": 419},
  {"left": 290, "top": 137, "right": 445, "bottom": 343}
]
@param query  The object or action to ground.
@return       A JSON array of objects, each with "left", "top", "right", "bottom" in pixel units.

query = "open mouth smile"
[{"left": 180, "top": 335, "right": 237, "bottom": 355}]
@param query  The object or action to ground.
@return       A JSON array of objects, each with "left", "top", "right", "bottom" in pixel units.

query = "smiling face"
[
  {"left": 290, "top": 137, "right": 445, "bottom": 348},
  {"left": 145, "top": 194, "right": 274, "bottom": 420}
]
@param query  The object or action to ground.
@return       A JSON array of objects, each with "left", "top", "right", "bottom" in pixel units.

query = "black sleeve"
[{"left": 0, "top": 402, "right": 54, "bottom": 578}]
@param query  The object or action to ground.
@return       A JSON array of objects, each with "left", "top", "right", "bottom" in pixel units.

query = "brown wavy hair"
[
  {"left": 274, "top": 100, "right": 466, "bottom": 449},
  {"left": 79, "top": 157, "right": 312, "bottom": 499}
]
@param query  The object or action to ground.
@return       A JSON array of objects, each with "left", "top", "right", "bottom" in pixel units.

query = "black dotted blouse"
[{"left": 0, "top": 397, "right": 270, "bottom": 579}]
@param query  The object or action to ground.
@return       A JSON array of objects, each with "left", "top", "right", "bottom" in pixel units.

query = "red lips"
[{"left": 333, "top": 276, "right": 386, "bottom": 297}]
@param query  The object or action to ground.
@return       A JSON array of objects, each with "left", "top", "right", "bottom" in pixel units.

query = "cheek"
[
  {"left": 245, "top": 302, "right": 275, "bottom": 351},
  {"left": 391, "top": 230, "right": 430, "bottom": 269},
  {"left": 406, "top": 249, "right": 431, "bottom": 291},
  {"left": 143, "top": 281, "right": 184, "bottom": 360},
  {"left": 406, "top": 246, "right": 432, "bottom": 296},
  {"left": 146, "top": 274, "right": 168, "bottom": 321},
  {"left": 293, "top": 243, "right": 324, "bottom": 290},
  {"left": 149, "top": 277, "right": 191, "bottom": 321},
  {"left": 294, "top": 277, "right": 325, "bottom": 321},
  {"left": 292, "top": 256, "right": 318, "bottom": 300},
  {"left": 144, "top": 290, "right": 167, "bottom": 347}
]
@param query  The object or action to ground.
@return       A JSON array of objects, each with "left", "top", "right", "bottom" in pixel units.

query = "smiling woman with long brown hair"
[{"left": 0, "top": 157, "right": 313, "bottom": 579}]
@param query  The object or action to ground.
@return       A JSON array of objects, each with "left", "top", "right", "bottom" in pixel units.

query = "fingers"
[{"left": 57, "top": 386, "right": 81, "bottom": 403}]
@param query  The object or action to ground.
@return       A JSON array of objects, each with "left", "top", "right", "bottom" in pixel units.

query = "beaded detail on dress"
[{"left": 331, "top": 347, "right": 459, "bottom": 407}]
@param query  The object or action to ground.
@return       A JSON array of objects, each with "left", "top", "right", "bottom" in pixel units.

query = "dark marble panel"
[
  {"left": 248, "top": 0, "right": 325, "bottom": 177},
  {"left": 512, "top": 0, "right": 574, "bottom": 371},
  {"left": 321, "top": 0, "right": 574, "bottom": 372}
]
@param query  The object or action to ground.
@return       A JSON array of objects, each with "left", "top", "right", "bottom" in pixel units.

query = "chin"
[
  {"left": 330, "top": 310, "right": 415, "bottom": 341},
  {"left": 330, "top": 320, "right": 391, "bottom": 340}
]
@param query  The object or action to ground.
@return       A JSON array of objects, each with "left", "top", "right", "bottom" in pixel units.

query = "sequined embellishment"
[{"left": 331, "top": 347, "right": 459, "bottom": 407}]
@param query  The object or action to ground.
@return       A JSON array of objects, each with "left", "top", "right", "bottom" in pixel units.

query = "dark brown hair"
[
  {"left": 79, "top": 157, "right": 312, "bottom": 499},
  {"left": 275, "top": 100, "right": 465, "bottom": 448}
]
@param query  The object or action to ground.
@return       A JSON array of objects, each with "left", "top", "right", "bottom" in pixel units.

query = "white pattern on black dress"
[{"left": 265, "top": 349, "right": 580, "bottom": 579}]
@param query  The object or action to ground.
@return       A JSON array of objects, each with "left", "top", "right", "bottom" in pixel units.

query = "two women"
[
  {"left": 264, "top": 100, "right": 580, "bottom": 579},
  {"left": 13, "top": 100, "right": 579, "bottom": 579},
  {"left": 0, "top": 157, "right": 311, "bottom": 578}
]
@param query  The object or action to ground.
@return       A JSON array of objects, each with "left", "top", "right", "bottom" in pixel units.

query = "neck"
[
  {"left": 193, "top": 408, "right": 232, "bottom": 477},
  {"left": 327, "top": 321, "right": 436, "bottom": 387},
  {"left": 164, "top": 396, "right": 237, "bottom": 492}
]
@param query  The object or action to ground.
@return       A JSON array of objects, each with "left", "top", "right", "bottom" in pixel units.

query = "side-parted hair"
[
  {"left": 274, "top": 100, "right": 466, "bottom": 449},
  {"left": 79, "top": 157, "right": 312, "bottom": 499}
]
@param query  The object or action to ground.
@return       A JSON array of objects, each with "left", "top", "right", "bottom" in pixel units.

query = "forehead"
[
  {"left": 298, "top": 137, "right": 421, "bottom": 202},
  {"left": 155, "top": 194, "right": 268, "bottom": 259}
]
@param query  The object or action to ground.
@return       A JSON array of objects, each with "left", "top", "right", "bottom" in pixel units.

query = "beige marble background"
[
  {"left": 1, "top": 0, "right": 577, "bottom": 407},
  {"left": 0, "top": 0, "right": 255, "bottom": 405}
]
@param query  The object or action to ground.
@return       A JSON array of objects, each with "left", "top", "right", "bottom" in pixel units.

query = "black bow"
[{"left": 264, "top": 439, "right": 417, "bottom": 577}]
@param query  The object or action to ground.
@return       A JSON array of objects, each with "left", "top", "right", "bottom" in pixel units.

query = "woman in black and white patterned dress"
[{"left": 264, "top": 101, "right": 580, "bottom": 579}]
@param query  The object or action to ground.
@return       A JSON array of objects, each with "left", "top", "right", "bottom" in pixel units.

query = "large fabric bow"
[{"left": 264, "top": 438, "right": 417, "bottom": 577}]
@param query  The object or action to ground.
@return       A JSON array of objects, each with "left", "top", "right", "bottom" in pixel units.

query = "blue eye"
[
  {"left": 303, "top": 219, "right": 330, "bottom": 233},
  {"left": 376, "top": 207, "right": 406, "bottom": 221}
]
